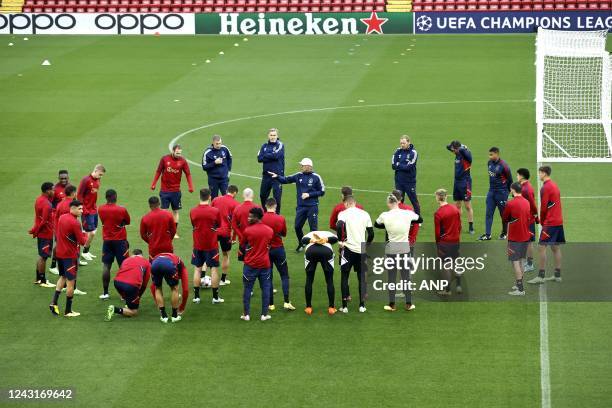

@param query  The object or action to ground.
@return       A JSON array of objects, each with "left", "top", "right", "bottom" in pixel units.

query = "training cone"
[{"left": 41, "top": 60, "right": 51, "bottom": 66}]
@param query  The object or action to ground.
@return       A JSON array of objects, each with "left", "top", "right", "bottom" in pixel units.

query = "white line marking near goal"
[
  {"left": 539, "top": 284, "right": 552, "bottom": 408},
  {"left": 169, "top": 99, "right": 612, "bottom": 201}
]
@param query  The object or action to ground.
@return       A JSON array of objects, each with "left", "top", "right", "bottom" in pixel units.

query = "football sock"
[
  {"left": 527, "top": 257, "right": 533, "bottom": 266},
  {"left": 52, "top": 290, "right": 61, "bottom": 305},
  {"left": 36, "top": 271, "right": 43, "bottom": 282},
  {"left": 554, "top": 268, "right": 561, "bottom": 278},
  {"left": 172, "top": 308, "right": 178, "bottom": 318},
  {"left": 538, "top": 269, "right": 545, "bottom": 278},
  {"left": 159, "top": 307, "right": 167, "bottom": 318},
  {"left": 83, "top": 246, "right": 90, "bottom": 254},
  {"left": 468, "top": 222, "right": 474, "bottom": 231},
  {"left": 342, "top": 298, "right": 348, "bottom": 308},
  {"left": 389, "top": 302, "right": 395, "bottom": 308},
  {"left": 51, "top": 258, "right": 57, "bottom": 268},
  {"left": 456, "top": 276, "right": 462, "bottom": 286},
  {"left": 516, "top": 279, "right": 524, "bottom": 292},
  {"left": 114, "top": 306, "right": 123, "bottom": 315},
  {"left": 212, "top": 287, "right": 219, "bottom": 299},
  {"left": 65, "top": 296, "right": 73, "bottom": 314},
  {"left": 221, "top": 273, "right": 227, "bottom": 282},
  {"left": 194, "top": 287, "right": 200, "bottom": 298}
]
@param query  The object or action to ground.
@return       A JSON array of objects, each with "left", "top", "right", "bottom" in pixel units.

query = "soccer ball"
[{"left": 201, "top": 275, "right": 212, "bottom": 288}]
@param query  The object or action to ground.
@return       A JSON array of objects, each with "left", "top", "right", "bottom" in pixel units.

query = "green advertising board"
[{"left": 195, "top": 12, "right": 413, "bottom": 35}]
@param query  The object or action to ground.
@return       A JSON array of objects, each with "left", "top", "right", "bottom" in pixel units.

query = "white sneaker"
[
  {"left": 49, "top": 266, "right": 59, "bottom": 275},
  {"left": 358, "top": 306, "right": 367, "bottom": 313},
  {"left": 160, "top": 317, "right": 169, "bottom": 323},
  {"left": 174, "top": 234, "right": 180, "bottom": 239},
  {"left": 40, "top": 281, "right": 56, "bottom": 288},
  {"left": 283, "top": 302, "right": 296, "bottom": 311},
  {"left": 273, "top": 288, "right": 277, "bottom": 294},
  {"left": 405, "top": 304, "right": 416, "bottom": 311},
  {"left": 79, "top": 259, "right": 88, "bottom": 266},
  {"left": 527, "top": 276, "right": 545, "bottom": 284},
  {"left": 171, "top": 315, "right": 182, "bottom": 323},
  {"left": 74, "top": 288, "right": 87, "bottom": 295},
  {"left": 508, "top": 289, "right": 526, "bottom": 296},
  {"left": 339, "top": 307, "right": 348, "bottom": 314},
  {"left": 219, "top": 279, "right": 231, "bottom": 286},
  {"left": 192, "top": 297, "right": 201, "bottom": 304},
  {"left": 81, "top": 252, "right": 94, "bottom": 261},
  {"left": 88, "top": 253, "right": 97, "bottom": 258},
  {"left": 99, "top": 293, "right": 109, "bottom": 300},
  {"left": 212, "top": 297, "right": 225, "bottom": 304},
  {"left": 523, "top": 263, "right": 535, "bottom": 272},
  {"left": 260, "top": 315, "right": 272, "bottom": 321},
  {"left": 544, "top": 276, "right": 562, "bottom": 283},
  {"left": 240, "top": 315, "right": 250, "bottom": 321},
  {"left": 268, "top": 304, "right": 275, "bottom": 311}
]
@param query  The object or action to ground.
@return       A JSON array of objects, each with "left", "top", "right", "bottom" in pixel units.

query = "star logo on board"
[{"left": 360, "top": 12, "right": 388, "bottom": 35}]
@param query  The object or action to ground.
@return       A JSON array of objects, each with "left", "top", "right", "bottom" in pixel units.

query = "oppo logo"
[
  {"left": 95, "top": 13, "right": 185, "bottom": 34},
  {"left": 0, "top": 13, "right": 185, "bottom": 34}
]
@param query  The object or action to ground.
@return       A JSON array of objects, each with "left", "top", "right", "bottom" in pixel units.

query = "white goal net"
[{"left": 536, "top": 28, "right": 612, "bottom": 162}]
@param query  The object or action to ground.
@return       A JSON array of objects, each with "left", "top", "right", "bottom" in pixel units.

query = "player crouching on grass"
[
  {"left": 105, "top": 249, "right": 151, "bottom": 321},
  {"left": 30, "top": 182, "right": 56, "bottom": 288},
  {"left": 190, "top": 188, "right": 224, "bottom": 305},
  {"left": 502, "top": 183, "right": 534, "bottom": 296},
  {"left": 151, "top": 253, "right": 188, "bottom": 323},
  {"left": 49, "top": 200, "right": 88, "bottom": 318}
]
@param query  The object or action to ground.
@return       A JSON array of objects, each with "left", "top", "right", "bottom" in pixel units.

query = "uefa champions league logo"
[{"left": 416, "top": 15, "right": 433, "bottom": 32}]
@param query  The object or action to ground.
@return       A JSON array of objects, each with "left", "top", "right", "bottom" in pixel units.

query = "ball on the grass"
[{"left": 201, "top": 276, "right": 212, "bottom": 288}]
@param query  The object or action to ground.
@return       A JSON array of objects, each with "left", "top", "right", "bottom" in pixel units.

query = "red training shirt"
[
  {"left": 434, "top": 204, "right": 461, "bottom": 243},
  {"left": 98, "top": 203, "right": 131, "bottom": 241},
  {"left": 53, "top": 183, "right": 66, "bottom": 207},
  {"left": 520, "top": 180, "right": 538, "bottom": 224},
  {"left": 243, "top": 222, "right": 274, "bottom": 269},
  {"left": 114, "top": 255, "right": 151, "bottom": 292},
  {"left": 30, "top": 194, "right": 54, "bottom": 239},
  {"left": 140, "top": 208, "right": 176, "bottom": 257},
  {"left": 212, "top": 194, "right": 239, "bottom": 238},
  {"left": 151, "top": 154, "right": 194, "bottom": 193},
  {"left": 54, "top": 197, "right": 72, "bottom": 232},
  {"left": 540, "top": 179, "right": 563, "bottom": 227},
  {"left": 502, "top": 195, "right": 533, "bottom": 242},
  {"left": 232, "top": 201, "right": 261, "bottom": 244},
  {"left": 190, "top": 203, "right": 222, "bottom": 251},
  {"left": 399, "top": 202, "right": 420, "bottom": 245},
  {"left": 55, "top": 213, "right": 88, "bottom": 258},
  {"left": 77, "top": 174, "right": 100, "bottom": 215},
  {"left": 262, "top": 211, "right": 287, "bottom": 248}
]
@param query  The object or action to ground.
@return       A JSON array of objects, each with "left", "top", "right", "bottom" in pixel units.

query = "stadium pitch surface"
[{"left": 1, "top": 34, "right": 611, "bottom": 407}]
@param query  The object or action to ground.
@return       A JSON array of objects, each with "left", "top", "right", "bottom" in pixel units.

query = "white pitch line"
[
  {"left": 169, "top": 100, "right": 612, "bottom": 201},
  {"left": 539, "top": 284, "right": 552, "bottom": 408}
]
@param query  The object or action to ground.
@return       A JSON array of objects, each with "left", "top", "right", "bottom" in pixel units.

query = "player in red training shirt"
[
  {"left": 150, "top": 252, "right": 188, "bottom": 323},
  {"left": 262, "top": 198, "right": 295, "bottom": 311},
  {"left": 232, "top": 188, "right": 262, "bottom": 261},
  {"left": 29, "top": 182, "right": 56, "bottom": 288},
  {"left": 190, "top": 188, "right": 223, "bottom": 304},
  {"left": 77, "top": 164, "right": 105, "bottom": 261},
  {"left": 151, "top": 144, "right": 194, "bottom": 239},
  {"left": 49, "top": 200, "right": 88, "bottom": 317},
  {"left": 105, "top": 249, "right": 151, "bottom": 321},
  {"left": 516, "top": 168, "right": 539, "bottom": 272},
  {"left": 211, "top": 184, "right": 239, "bottom": 285},
  {"left": 503, "top": 183, "right": 534, "bottom": 296},
  {"left": 433, "top": 189, "right": 462, "bottom": 296},
  {"left": 329, "top": 186, "right": 364, "bottom": 229},
  {"left": 140, "top": 196, "right": 176, "bottom": 260},
  {"left": 240, "top": 207, "right": 274, "bottom": 322},
  {"left": 392, "top": 189, "right": 420, "bottom": 248},
  {"left": 53, "top": 170, "right": 70, "bottom": 208},
  {"left": 529, "top": 166, "right": 565, "bottom": 285},
  {"left": 98, "top": 189, "right": 131, "bottom": 300}
]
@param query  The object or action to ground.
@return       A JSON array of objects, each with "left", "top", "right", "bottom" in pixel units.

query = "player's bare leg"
[
  {"left": 220, "top": 250, "right": 230, "bottom": 285},
  {"left": 509, "top": 260, "right": 525, "bottom": 295},
  {"left": 170, "top": 285, "right": 181, "bottom": 322},
  {"left": 529, "top": 244, "right": 549, "bottom": 284},
  {"left": 155, "top": 287, "right": 168, "bottom": 322},
  {"left": 49, "top": 275, "right": 66, "bottom": 315},
  {"left": 211, "top": 266, "right": 224, "bottom": 303},
  {"left": 82, "top": 230, "right": 97, "bottom": 261},
  {"left": 100, "top": 263, "right": 111, "bottom": 300},
  {"left": 544, "top": 245, "right": 562, "bottom": 282},
  {"left": 437, "top": 267, "right": 452, "bottom": 296},
  {"left": 63, "top": 280, "right": 79, "bottom": 316},
  {"left": 172, "top": 210, "right": 180, "bottom": 239},
  {"left": 455, "top": 200, "right": 474, "bottom": 234},
  {"left": 35, "top": 256, "right": 52, "bottom": 286},
  {"left": 192, "top": 266, "right": 202, "bottom": 304},
  {"left": 524, "top": 242, "right": 535, "bottom": 272}
]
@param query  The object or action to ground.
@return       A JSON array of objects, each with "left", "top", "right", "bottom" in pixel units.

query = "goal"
[{"left": 535, "top": 28, "right": 612, "bottom": 162}]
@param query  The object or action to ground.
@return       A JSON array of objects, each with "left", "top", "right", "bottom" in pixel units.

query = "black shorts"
[
  {"left": 539, "top": 225, "right": 565, "bottom": 245},
  {"left": 340, "top": 247, "right": 365, "bottom": 273},
  {"left": 218, "top": 235, "right": 232, "bottom": 252},
  {"left": 453, "top": 180, "right": 472, "bottom": 202},
  {"left": 191, "top": 249, "right": 220, "bottom": 268},
  {"left": 507, "top": 241, "right": 529, "bottom": 261},
  {"left": 436, "top": 243, "right": 460, "bottom": 261},
  {"left": 160, "top": 191, "right": 182, "bottom": 211},
  {"left": 58, "top": 258, "right": 78, "bottom": 281},
  {"left": 114, "top": 280, "right": 141, "bottom": 310},
  {"left": 102, "top": 240, "right": 129, "bottom": 266},
  {"left": 37, "top": 238, "right": 53, "bottom": 259},
  {"left": 151, "top": 256, "right": 179, "bottom": 287},
  {"left": 529, "top": 223, "right": 536, "bottom": 242}
]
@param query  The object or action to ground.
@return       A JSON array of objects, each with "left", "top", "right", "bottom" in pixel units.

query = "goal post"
[{"left": 535, "top": 28, "right": 612, "bottom": 163}]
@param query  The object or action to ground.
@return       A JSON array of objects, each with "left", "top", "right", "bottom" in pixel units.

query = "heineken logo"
[{"left": 195, "top": 12, "right": 412, "bottom": 35}]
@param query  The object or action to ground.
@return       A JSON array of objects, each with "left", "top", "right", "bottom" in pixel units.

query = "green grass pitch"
[{"left": 1, "top": 34, "right": 611, "bottom": 407}]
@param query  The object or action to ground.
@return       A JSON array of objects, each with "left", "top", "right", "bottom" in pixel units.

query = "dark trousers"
[
  {"left": 260, "top": 176, "right": 282, "bottom": 214},
  {"left": 340, "top": 247, "right": 366, "bottom": 307},
  {"left": 269, "top": 247, "right": 289, "bottom": 304},
  {"left": 242, "top": 265, "right": 271, "bottom": 316},
  {"left": 395, "top": 181, "right": 420, "bottom": 214},
  {"left": 208, "top": 177, "right": 229, "bottom": 199},
  {"left": 304, "top": 245, "right": 335, "bottom": 308},
  {"left": 295, "top": 206, "right": 318, "bottom": 244},
  {"left": 387, "top": 253, "right": 412, "bottom": 305},
  {"left": 485, "top": 189, "right": 508, "bottom": 235}
]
